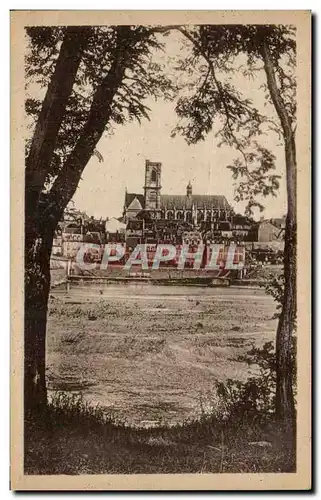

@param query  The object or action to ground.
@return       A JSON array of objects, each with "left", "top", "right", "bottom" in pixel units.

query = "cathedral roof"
[
  {"left": 160, "top": 194, "right": 231, "bottom": 210},
  {"left": 124, "top": 192, "right": 232, "bottom": 211}
]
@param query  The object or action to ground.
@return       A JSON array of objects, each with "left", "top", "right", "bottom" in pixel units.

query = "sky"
[
  {"left": 27, "top": 29, "right": 288, "bottom": 221},
  {"left": 72, "top": 96, "right": 287, "bottom": 220},
  {"left": 71, "top": 31, "right": 288, "bottom": 221}
]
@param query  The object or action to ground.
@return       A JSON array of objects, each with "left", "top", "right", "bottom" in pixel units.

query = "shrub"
[
  {"left": 42, "top": 391, "right": 120, "bottom": 431},
  {"left": 214, "top": 267, "right": 297, "bottom": 424},
  {"left": 263, "top": 273, "right": 285, "bottom": 319},
  {"left": 215, "top": 341, "right": 276, "bottom": 424}
]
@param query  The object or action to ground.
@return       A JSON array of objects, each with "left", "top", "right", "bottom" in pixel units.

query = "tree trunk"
[
  {"left": 275, "top": 135, "right": 297, "bottom": 423},
  {"left": 24, "top": 215, "right": 55, "bottom": 415},
  {"left": 24, "top": 26, "right": 134, "bottom": 414},
  {"left": 262, "top": 41, "right": 297, "bottom": 424},
  {"left": 46, "top": 26, "right": 132, "bottom": 219},
  {"left": 24, "top": 28, "right": 90, "bottom": 415},
  {"left": 26, "top": 27, "right": 90, "bottom": 218}
]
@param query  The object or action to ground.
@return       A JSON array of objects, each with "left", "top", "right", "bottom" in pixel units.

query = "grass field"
[{"left": 25, "top": 401, "right": 295, "bottom": 474}]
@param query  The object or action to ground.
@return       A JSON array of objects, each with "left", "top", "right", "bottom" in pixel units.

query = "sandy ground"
[
  {"left": 47, "top": 282, "right": 277, "bottom": 426},
  {"left": 50, "top": 267, "right": 68, "bottom": 286}
]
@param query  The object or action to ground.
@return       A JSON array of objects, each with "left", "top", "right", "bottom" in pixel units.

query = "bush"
[
  {"left": 213, "top": 267, "right": 297, "bottom": 423},
  {"left": 263, "top": 273, "right": 285, "bottom": 319},
  {"left": 215, "top": 342, "right": 276, "bottom": 424}
]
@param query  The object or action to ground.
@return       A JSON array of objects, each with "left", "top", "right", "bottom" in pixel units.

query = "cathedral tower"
[{"left": 144, "top": 159, "right": 162, "bottom": 210}]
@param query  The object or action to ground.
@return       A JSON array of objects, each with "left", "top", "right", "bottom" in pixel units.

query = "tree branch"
[
  {"left": 261, "top": 41, "right": 294, "bottom": 141},
  {"left": 177, "top": 27, "right": 250, "bottom": 167},
  {"left": 25, "top": 27, "right": 91, "bottom": 215},
  {"left": 44, "top": 26, "right": 133, "bottom": 223}
]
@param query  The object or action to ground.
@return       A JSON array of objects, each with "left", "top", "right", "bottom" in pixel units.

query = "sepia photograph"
[{"left": 10, "top": 10, "right": 311, "bottom": 490}]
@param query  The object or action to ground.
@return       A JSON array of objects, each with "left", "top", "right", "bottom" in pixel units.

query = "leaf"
[{"left": 93, "top": 149, "right": 104, "bottom": 163}]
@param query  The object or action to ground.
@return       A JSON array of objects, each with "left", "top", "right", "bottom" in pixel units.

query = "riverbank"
[
  {"left": 47, "top": 284, "right": 277, "bottom": 426},
  {"left": 51, "top": 262, "right": 282, "bottom": 289}
]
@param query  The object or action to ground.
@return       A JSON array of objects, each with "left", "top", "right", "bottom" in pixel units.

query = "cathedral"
[{"left": 123, "top": 159, "right": 234, "bottom": 227}]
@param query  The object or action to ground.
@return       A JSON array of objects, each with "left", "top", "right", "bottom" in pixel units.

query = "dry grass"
[{"left": 24, "top": 392, "right": 295, "bottom": 474}]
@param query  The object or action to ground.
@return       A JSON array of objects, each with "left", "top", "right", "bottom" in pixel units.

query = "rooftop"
[{"left": 125, "top": 192, "right": 232, "bottom": 210}]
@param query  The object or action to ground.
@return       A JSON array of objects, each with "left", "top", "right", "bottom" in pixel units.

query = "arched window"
[
  {"left": 151, "top": 169, "right": 157, "bottom": 182},
  {"left": 186, "top": 212, "right": 192, "bottom": 222}
]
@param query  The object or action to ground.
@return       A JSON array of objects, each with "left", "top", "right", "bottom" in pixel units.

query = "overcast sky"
[{"left": 71, "top": 30, "right": 287, "bottom": 220}]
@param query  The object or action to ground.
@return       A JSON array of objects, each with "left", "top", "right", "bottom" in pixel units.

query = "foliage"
[
  {"left": 172, "top": 25, "right": 296, "bottom": 215},
  {"left": 215, "top": 342, "right": 277, "bottom": 423},
  {"left": 48, "top": 391, "right": 114, "bottom": 427},
  {"left": 25, "top": 26, "right": 175, "bottom": 186},
  {"left": 215, "top": 270, "right": 297, "bottom": 424},
  {"left": 25, "top": 388, "right": 295, "bottom": 474},
  {"left": 264, "top": 272, "right": 285, "bottom": 318}
]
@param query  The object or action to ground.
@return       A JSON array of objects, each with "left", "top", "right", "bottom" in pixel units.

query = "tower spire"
[{"left": 187, "top": 180, "right": 192, "bottom": 197}]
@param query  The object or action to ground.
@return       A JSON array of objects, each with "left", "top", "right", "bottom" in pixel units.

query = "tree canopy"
[
  {"left": 171, "top": 24, "right": 296, "bottom": 216},
  {"left": 25, "top": 26, "right": 175, "bottom": 201}
]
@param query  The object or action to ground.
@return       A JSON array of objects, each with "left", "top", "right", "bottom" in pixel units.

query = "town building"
[{"left": 256, "top": 218, "right": 285, "bottom": 242}]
